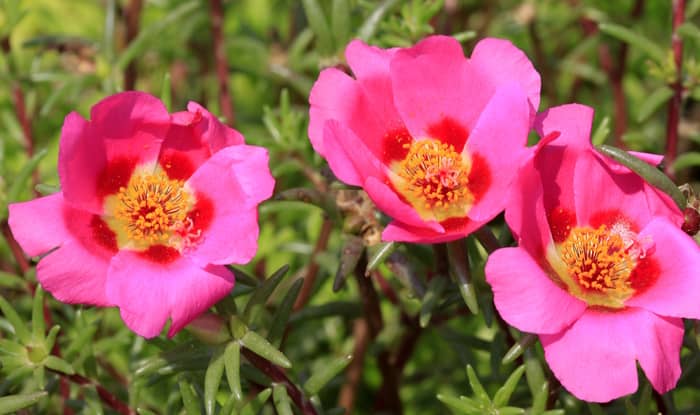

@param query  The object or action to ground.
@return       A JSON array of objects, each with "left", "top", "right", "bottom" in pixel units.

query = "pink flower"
[
  {"left": 309, "top": 36, "right": 540, "bottom": 243},
  {"left": 485, "top": 104, "right": 700, "bottom": 402},
  {"left": 9, "top": 92, "right": 274, "bottom": 338}
]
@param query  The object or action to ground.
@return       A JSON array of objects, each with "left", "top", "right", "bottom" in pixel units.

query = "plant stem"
[
  {"left": 665, "top": 0, "right": 685, "bottom": 179},
  {"left": 209, "top": 0, "right": 235, "bottom": 125},
  {"left": 293, "top": 218, "right": 333, "bottom": 310},
  {"left": 123, "top": 0, "right": 143, "bottom": 90},
  {"left": 241, "top": 348, "right": 319, "bottom": 415},
  {"left": 49, "top": 370, "right": 136, "bottom": 415}
]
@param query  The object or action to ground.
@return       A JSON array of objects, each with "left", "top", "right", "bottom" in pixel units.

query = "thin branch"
[
  {"left": 48, "top": 370, "right": 135, "bottom": 415},
  {"left": 123, "top": 0, "right": 143, "bottom": 90},
  {"left": 293, "top": 217, "right": 333, "bottom": 310},
  {"left": 338, "top": 319, "right": 370, "bottom": 412},
  {"left": 241, "top": 348, "right": 319, "bottom": 415},
  {"left": 664, "top": 0, "right": 685, "bottom": 179},
  {"left": 208, "top": 0, "right": 235, "bottom": 125},
  {"left": 1, "top": 219, "right": 31, "bottom": 279}
]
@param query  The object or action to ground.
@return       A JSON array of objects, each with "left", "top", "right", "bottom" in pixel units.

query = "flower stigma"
[
  {"left": 547, "top": 223, "right": 653, "bottom": 309},
  {"left": 104, "top": 167, "right": 197, "bottom": 251},
  {"left": 390, "top": 138, "right": 473, "bottom": 221}
]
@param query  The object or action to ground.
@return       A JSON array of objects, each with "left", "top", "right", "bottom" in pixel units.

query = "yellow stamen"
[
  {"left": 548, "top": 224, "right": 638, "bottom": 308},
  {"left": 391, "top": 139, "right": 472, "bottom": 221},
  {"left": 112, "top": 170, "right": 191, "bottom": 246}
]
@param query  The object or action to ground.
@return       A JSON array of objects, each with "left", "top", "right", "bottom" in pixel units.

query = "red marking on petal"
[
  {"left": 190, "top": 110, "right": 203, "bottom": 125},
  {"left": 589, "top": 209, "right": 638, "bottom": 232},
  {"left": 536, "top": 131, "right": 561, "bottom": 150},
  {"left": 548, "top": 207, "right": 576, "bottom": 243},
  {"left": 140, "top": 245, "right": 180, "bottom": 264},
  {"left": 381, "top": 127, "right": 413, "bottom": 163},
  {"left": 440, "top": 216, "right": 471, "bottom": 232},
  {"left": 467, "top": 153, "right": 491, "bottom": 202},
  {"left": 427, "top": 117, "right": 469, "bottom": 152},
  {"left": 97, "top": 157, "right": 137, "bottom": 198},
  {"left": 629, "top": 256, "right": 660, "bottom": 295},
  {"left": 159, "top": 150, "right": 196, "bottom": 181},
  {"left": 90, "top": 215, "right": 118, "bottom": 253},
  {"left": 189, "top": 193, "right": 215, "bottom": 233}
]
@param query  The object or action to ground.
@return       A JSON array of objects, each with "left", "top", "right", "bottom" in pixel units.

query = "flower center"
[
  {"left": 561, "top": 226, "right": 634, "bottom": 293},
  {"left": 390, "top": 139, "right": 472, "bottom": 221},
  {"left": 548, "top": 224, "right": 650, "bottom": 308},
  {"left": 111, "top": 169, "right": 193, "bottom": 248}
]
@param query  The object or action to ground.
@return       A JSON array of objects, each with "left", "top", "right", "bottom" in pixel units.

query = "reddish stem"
[
  {"left": 123, "top": 0, "right": 143, "bottom": 90},
  {"left": 293, "top": 218, "right": 333, "bottom": 310},
  {"left": 664, "top": 0, "right": 685, "bottom": 179},
  {"left": 241, "top": 348, "right": 319, "bottom": 415},
  {"left": 208, "top": 0, "right": 235, "bottom": 125},
  {"left": 49, "top": 370, "right": 135, "bottom": 415},
  {"left": 12, "top": 85, "right": 39, "bottom": 197}
]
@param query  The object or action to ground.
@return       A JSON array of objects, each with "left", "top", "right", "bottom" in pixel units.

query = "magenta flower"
[
  {"left": 485, "top": 104, "right": 700, "bottom": 402},
  {"left": 9, "top": 92, "right": 274, "bottom": 338},
  {"left": 309, "top": 36, "right": 540, "bottom": 243}
]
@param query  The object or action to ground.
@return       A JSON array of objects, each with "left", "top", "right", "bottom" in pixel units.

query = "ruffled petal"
[
  {"left": 486, "top": 247, "right": 586, "bottom": 334},
  {"left": 534, "top": 104, "right": 593, "bottom": 151},
  {"left": 381, "top": 220, "right": 470, "bottom": 244},
  {"left": 626, "top": 217, "right": 700, "bottom": 319},
  {"left": 8, "top": 194, "right": 71, "bottom": 256},
  {"left": 90, "top": 91, "right": 170, "bottom": 163},
  {"left": 58, "top": 112, "right": 107, "bottom": 213},
  {"left": 469, "top": 37, "right": 541, "bottom": 113},
  {"left": 36, "top": 238, "right": 112, "bottom": 306},
  {"left": 9, "top": 194, "right": 114, "bottom": 306},
  {"left": 574, "top": 151, "right": 654, "bottom": 229},
  {"left": 345, "top": 39, "right": 397, "bottom": 80},
  {"left": 364, "top": 176, "right": 443, "bottom": 231},
  {"left": 323, "top": 120, "right": 383, "bottom": 186},
  {"left": 390, "top": 35, "right": 485, "bottom": 138},
  {"left": 106, "top": 251, "right": 234, "bottom": 338},
  {"left": 540, "top": 309, "right": 640, "bottom": 403},
  {"left": 465, "top": 82, "right": 530, "bottom": 222},
  {"left": 186, "top": 145, "right": 273, "bottom": 265},
  {"left": 187, "top": 101, "right": 244, "bottom": 152},
  {"left": 504, "top": 153, "right": 553, "bottom": 258},
  {"left": 634, "top": 314, "right": 683, "bottom": 394}
]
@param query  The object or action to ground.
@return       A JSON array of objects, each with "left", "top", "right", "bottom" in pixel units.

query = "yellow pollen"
[
  {"left": 391, "top": 139, "right": 472, "bottom": 221},
  {"left": 113, "top": 170, "right": 191, "bottom": 244}
]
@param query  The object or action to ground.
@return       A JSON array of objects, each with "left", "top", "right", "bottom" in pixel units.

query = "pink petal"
[
  {"left": 8, "top": 194, "right": 71, "bottom": 256},
  {"left": 186, "top": 101, "right": 245, "bottom": 152},
  {"left": 345, "top": 39, "right": 397, "bottom": 80},
  {"left": 626, "top": 217, "right": 700, "bottom": 318},
  {"left": 323, "top": 120, "right": 383, "bottom": 186},
  {"left": 364, "top": 176, "right": 443, "bottom": 231},
  {"left": 574, "top": 151, "right": 655, "bottom": 229},
  {"left": 626, "top": 151, "right": 663, "bottom": 167},
  {"left": 36, "top": 238, "right": 112, "bottom": 306},
  {"left": 381, "top": 220, "right": 470, "bottom": 244},
  {"left": 504, "top": 153, "right": 553, "bottom": 258},
  {"left": 541, "top": 308, "right": 682, "bottom": 402},
  {"left": 530, "top": 105, "right": 593, "bottom": 217},
  {"left": 106, "top": 251, "right": 234, "bottom": 338},
  {"left": 485, "top": 247, "right": 586, "bottom": 334},
  {"left": 186, "top": 145, "right": 273, "bottom": 265},
  {"left": 541, "top": 310, "right": 638, "bottom": 402},
  {"left": 593, "top": 152, "right": 682, "bottom": 225},
  {"left": 469, "top": 37, "right": 541, "bottom": 113},
  {"left": 58, "top": 112, "right": 107, "bottom": 213},
  {"left": 390, "top": 35, "right": 486, "bottom": 138},
  {"left": 308, "top": 68, "right": 400, "bottom": 164},
  {"left": 308, "top": 68, "right": 359, "bottom": 156},
  {"left": 9, "top": 194, "right": 113, "bottom": 306},
  {"left": 90, "top": 91, "right": 170, "bottom": 163},
  {"left": 534, "top": 104, "right": 594, "bottom": 150},
  {"left": 465, "top": 82, "right": 531, "bottom": 222},
  {"left": 635, "top": 314, "right": 684, "bottom": 394}
]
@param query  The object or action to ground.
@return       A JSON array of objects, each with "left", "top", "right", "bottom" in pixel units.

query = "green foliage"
[{"left": 1, "top": 0, "right": 699, "bottom": 414}]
